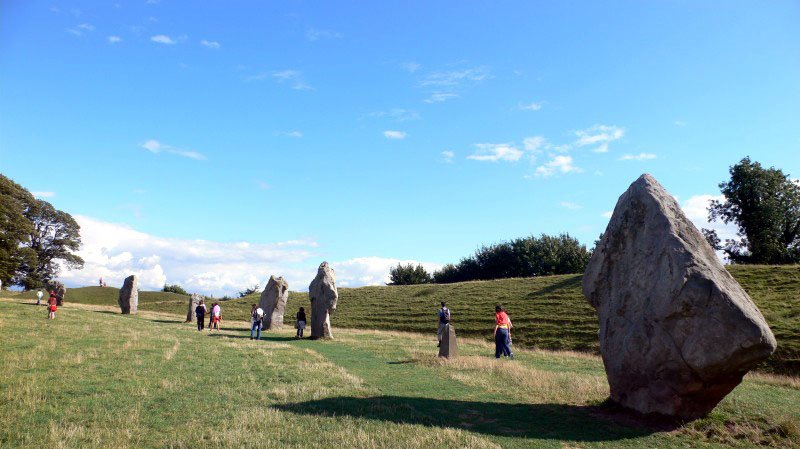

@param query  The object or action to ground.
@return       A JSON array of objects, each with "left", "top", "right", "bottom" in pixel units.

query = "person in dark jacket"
[
  {"left": 195, "top": 300, "right": 207, "bottom": 331},
  {"left": 295, "top": 307, "right": 307, "bottom": 338}
]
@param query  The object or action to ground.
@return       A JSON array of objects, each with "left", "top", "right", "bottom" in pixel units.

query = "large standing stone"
[
  {"left": 118, "top": 275, "right": 138, "bottom": 315},
  {"left": 583, "top": 174, "right": 777, "bottom": 419},
  {"left": 259, "top": 276, "right": 289, "bottom": 330},
  {"left": 186, "top": 294, "right": 201, "bottom": 323},
  {"left": 47, "top": 280, "right": 66, "bottom": 306},
  {"left": 308, "top": 262, "right": 338, "bottom": 339},
  {"left": 438, "top": 324, "right": 458, "bottom": 358}
]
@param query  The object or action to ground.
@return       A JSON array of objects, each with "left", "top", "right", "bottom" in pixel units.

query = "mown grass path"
[{"left": 1, "top": 298, "right": 798, "bottom": 448}]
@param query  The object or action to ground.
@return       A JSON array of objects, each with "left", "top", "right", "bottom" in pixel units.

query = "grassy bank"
[
  {"left": 1, "top": 299, "right": 798, "bottom": 448},
  {"left": 9, "top": 265, "right": 799, "bottom": 374}
]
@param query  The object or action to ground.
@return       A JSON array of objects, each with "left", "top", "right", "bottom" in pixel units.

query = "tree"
[
  {"left": 0, "top": 176, "right": 36, "bottom": 286},
  {"left": 16, "top": 199, "right": 84, "bottom": 289},
  {"left": 705, "top": 157, "right": 800, "bottom": 264},
  {"left": 163, "top": 284, "right": 188, "bottom": 295},
  {"left": 238, "top": 284, "right": 260, "bottom": 298},
  {"left": 388, "top": 263, "right": 432, "bottom": 285}
]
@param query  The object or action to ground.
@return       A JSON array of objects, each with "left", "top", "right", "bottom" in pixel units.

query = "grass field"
[
  {"left": 1, "top": 298, "right": 798, "bottom": 448},
  {"left": 9, "top": 264, "right": 800, "bottom": 374}
]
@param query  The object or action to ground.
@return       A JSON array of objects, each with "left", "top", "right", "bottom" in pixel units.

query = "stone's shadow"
[
  {"left": 95, "top": 311, "right": 119, "bottom": 315},
  {"left": 387, "top": 360, "right": 417, "bottom": 365},
  {"left": 151, "top": 319, "right": 181, "bottom": 324},
  {"left": 275, "top": 396, "right": 665, "bottom": 441},
  {"left": 527, "top": 275, "right": 583, "bottom": 297}
]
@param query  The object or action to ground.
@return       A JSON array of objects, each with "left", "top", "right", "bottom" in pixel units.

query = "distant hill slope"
[{"left": 11, "top": 265, "right": 799, "bottom": 374}]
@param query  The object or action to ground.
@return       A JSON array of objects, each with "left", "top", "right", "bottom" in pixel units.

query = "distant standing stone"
[
  {"left": 259, "top": 276, "right": 290, "bottom": 330},
  {"left": 118, "top": 275, "right": 139, "bottom": 315},
  {"left": 438, "top": 324, "right": 458, "bottom": 358},
  {"left": 308, "top": 262, "right": 338, "bottom": 339},
  {"left": 583, "top": 174, "right": 777, "bottom": 419},
  {"left": 47, "top": 280, "right": 66, "bottom": 306},
  {"left": 186, "top": 294, "right": 201, "bottom": 323}
]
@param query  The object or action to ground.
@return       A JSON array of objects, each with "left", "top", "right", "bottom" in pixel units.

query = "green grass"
[
  {"left": 1, "top": 298, "right": 798, "bottom": 448},
  {"left": 10, "top": 264, "right": 800, "bottom": 374}
]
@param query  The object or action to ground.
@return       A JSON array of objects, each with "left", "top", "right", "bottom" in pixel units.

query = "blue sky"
[{"left": 1, "top": 1, "right": 799, "bottom": 294}]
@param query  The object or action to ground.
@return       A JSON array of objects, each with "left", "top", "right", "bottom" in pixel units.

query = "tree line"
[{"left": 0, "top": 174, "right": 84, "bottom": 289}]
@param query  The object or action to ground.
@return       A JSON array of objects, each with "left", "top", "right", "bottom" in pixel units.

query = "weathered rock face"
[
  {"left": 118, "top": 275, "right": 139, "bottom": 315},
  {"left": 438, "top": 324, "right": 458, "bottom": 359},
  {"left": 308, "top": 262, "right": 338, "bottom": 339},
  {"left": 259, "top": 276, "right": 289, "bottom": 330},
  {"left": 47, "top": 280, "right": 66, "bottom": 306},
  {"left": 186, "top": 294, "right": 201, "bottom": 322},
  {"left": 583, "top": 174, "right": 777, "bottom": 419}
]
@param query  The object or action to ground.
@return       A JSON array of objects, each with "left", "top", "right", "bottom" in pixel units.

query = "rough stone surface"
[
  {"left": 438, "top": 324, "right": 458, "bottom": 358},
  {"left": 118, "top": 275, "right": 138, "bottom": 315},
  {"left": 308, "top": 262, "right": 338, "bottom": 339},
  {"left": 583, "top": 174, "right": 777, "bottom": 419},
  {"left": 186, "top": 294, "right": 201, "bottom": 323},
  {"left": 47, "top": 280, "right": 66, "bottom": 306},
  {"left": 259, "top": 276, "right": 290, "bottom": 330}
]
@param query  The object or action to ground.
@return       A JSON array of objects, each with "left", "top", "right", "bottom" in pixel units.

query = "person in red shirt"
[
  {"left": 494, "top": 305, "right": 514, "bottom": 359},
  {"left": 47, "top": 290, "right": 58, "bottom": 320}
]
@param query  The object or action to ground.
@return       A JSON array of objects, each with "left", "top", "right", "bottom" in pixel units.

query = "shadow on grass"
[
  {"left": 276, "top": 396, "right": 664, "bottom": 441},
  {"left": 527, "top": 275, "right": 583, "bottom": 297}
]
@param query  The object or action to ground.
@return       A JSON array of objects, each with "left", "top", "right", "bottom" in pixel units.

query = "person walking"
[
  {"left": 250, "top": 304, "right": 264, "bottom": 340},
  {"left": 210, "top": 302, "right": 221, "bottom": 331},
  {"left": 195, "top": 299, "right": 207, "bottom": 331},
  {"left": 437, "top": 301, "right": 450, "bottom": 347},
  {"left": 295, "top": 307, "right": 307, "bottom": 338},
  {"left": 494, "top": 305, "right": 514, "bottom": 359},
  {"left": 36, "top": 289, "right": 43, "bottom": 305},
  {"left": 47, "top": 290, "right": 58, "bottom": 320}
]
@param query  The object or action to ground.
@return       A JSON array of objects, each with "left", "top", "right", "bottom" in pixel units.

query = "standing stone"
[
  {"left": 46, "top": 280, "right": 66, "bottom": 306},
  {"left": 583, "top": 174, "right": 777, "bottom": 419},
  {"left": 186, "top": 294, "right": 201, "bottom": 323},
  {"left": 438, "top": 324, "right": 458, "bottom": 358},
  {"left": 259, "top": 276, "right": 289, "bottom": 330},
  {"left": 308, "top": 262, "right": 338, "bottom": 339},
  {"left": 118, "top": 275, "right": 139, "bottom": 315}
]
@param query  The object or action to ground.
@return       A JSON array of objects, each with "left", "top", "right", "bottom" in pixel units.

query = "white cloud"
[
  {"left": 574, "top": 124, "right": 624, "bottom": 153},
  {"left": 56, "top": 215, "right": 441, "bottom": 296},
  {"left": 256, "top": 180, "right": 270, "bottom": 190},
  {"left": 467, "top": 143, "right": 523, "bottom": 162},
  {"left": 247, "top": 69, "right": 313, "bottom": 90},
  {"left": 278, "top": 130, "right": 303, "bottom": 138},
  {"left": 383, "top": 130, "right": 407, "bottom": 140},
  {"left": 140, "top": 139, "right": 206, "bottom": 160},
  {"left": 601, "top": 211, "right": 613, "bottom": 218},
  {"left": 32, "top": 191, "right": 56, "bottom": 198},
  {"left": 331, "top": 257, "right": 443, "bottom": 288},
  {"left": 306, "top": 28, "right": 342, "bottom": 41},
  {"left": 619, "top": 153, "right": 657, "bottom": 161},
  {"left": 533, "top": 155, "right": 582, "bottom": 177},
  {"left": 519, "top": 101, "right": 543, "bottom": 111},
  {"left": 200, "top": 39, "right": 220, "bottom": 49},
  {"left": 441, "top": 150, "right": 455, "bottom": 164},
  {"left": 681, "top": 194, "right": 739, "bottom": 261},
  {"left": 419, "top": 66, "right": 490, "bottom": 88},
  {"left": 151, "top": 34, "right": 176, "bottom": 44},
  {"left": 424, "top": 92, "right": 459, "bottom": 103},
  {"left": 674, "top": 120, "right": 688, "bottom": 127},
  {"left": 560, "top": 201, "right": 582, "bottom": 210},
  {"left": 66, "top": 23, "right": 94, "bottom": 36},
  {"left": 108, "top": 35, "right": 122, "bottom": 44},
  {"left": 368, "top": 108, "right": 420, "bottom": 122},
  {"left": 523, "top": 136, "right": 547, "bottom": 152},
  {"left": 401, "top": 62, "right": 421, "bottom": 73}
]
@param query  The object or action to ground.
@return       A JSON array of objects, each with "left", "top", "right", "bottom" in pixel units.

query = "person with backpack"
[
  {"left": 437, "top": 301, "right": 450, "bottom": 347},
  {"left": 210, "top": 302, "right": 221, "bottom": 331},
  {"left": 250, "top": 304, "right": 264, "bottom": 340},
  {"left": 494, "top": 304, "right": 514, "bottom": 359},
  {"left": 195, "top": 299, "right": 207, "bottom": 331},
  {"left": 47, "top": 291, "right": 58, "bottom": 320},
  {"left": 295, "top": 307, "right": 307, "bottom": 338}
]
